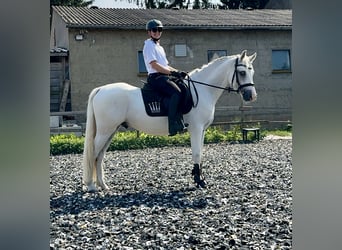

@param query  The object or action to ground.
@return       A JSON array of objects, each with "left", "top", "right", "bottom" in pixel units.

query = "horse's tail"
[{"left": 82, "top": 87, "right": 100, "bottom": 187}]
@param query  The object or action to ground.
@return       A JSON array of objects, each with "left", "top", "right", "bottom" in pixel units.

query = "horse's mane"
[{"left": 188, "top": 55, "right": 237, "bottom": 75}]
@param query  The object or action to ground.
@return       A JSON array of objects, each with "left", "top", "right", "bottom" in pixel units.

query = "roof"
[{"left": 52, "top": 6, "right": 292, "bottom": 30}]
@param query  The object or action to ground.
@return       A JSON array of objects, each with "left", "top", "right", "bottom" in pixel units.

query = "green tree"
[
  {"left": 50, "top": 0, "right": 94, "bottom": 7},
  {"left": 145, "top": 0, "right": 187, "bottom": 9},
  {"left": 201, "top": 0, "right": 210, "bottom": 8},
  {"left": 220, "top": 0, "right": 269, "bottom": 9},
  {"left": 145, "top": 0, "right": 157, "bottom": 8},
  {"left": 193, "top": 0, "right": 201, "bottom": 9},
  {"left": 168, "top": 0, "right": 187, "bottom": 8},
  {"left": 220, "top": 0, "right": 240, "bottom": 9}
]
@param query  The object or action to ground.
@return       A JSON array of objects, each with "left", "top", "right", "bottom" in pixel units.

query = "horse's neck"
[{"left": 190, "top": 57, "right": 234, "bottom": 104}]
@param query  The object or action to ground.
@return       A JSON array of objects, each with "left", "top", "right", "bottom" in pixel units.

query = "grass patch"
[{"left": 264, "top": 130, "right": 292, "bottom": 137}]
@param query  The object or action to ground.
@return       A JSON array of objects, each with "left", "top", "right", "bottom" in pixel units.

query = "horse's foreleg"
[
  {"left": 192, "top": 163, "right": 206, "bottom": 188},
  {"left": 190, "top": 127, "right": 207, "bottom": 188}
]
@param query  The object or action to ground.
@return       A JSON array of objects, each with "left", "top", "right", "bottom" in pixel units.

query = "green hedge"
[
  {"left": 50, "top": 134, "right": 85, "bottom": 155},
  {"left": 50, "top": 126, "right": 272, "bottom": 155}
]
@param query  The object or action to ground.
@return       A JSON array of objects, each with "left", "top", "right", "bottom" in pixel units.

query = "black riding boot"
[{"left": 168, "top": 94, "right": 187, "bottom": 136}]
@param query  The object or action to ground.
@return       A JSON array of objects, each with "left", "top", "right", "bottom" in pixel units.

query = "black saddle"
[{"left": 141, "top": 77, "right": 193, "bottom": 117}]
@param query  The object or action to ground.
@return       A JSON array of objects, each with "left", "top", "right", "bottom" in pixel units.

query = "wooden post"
[{"left": 59, "top": 79, "right": 70, "bottom": 112}]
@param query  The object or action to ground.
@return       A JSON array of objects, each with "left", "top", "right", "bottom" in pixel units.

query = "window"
[
  {"left": 272, "top": 50, "right": 291, "bottom": 72},
  {"left": 138, "top": 51, "right": 147, "bottom": 74},
  {"left": 175, "top": 44, "right": 187, "bottom": 57},
  {"left": 208, "top": 50, "right": 227, "bottom": 62}
]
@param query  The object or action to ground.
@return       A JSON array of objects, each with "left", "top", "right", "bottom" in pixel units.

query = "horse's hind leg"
[
  {"left": 94, "top": 132, "right": 115, "bottom": 190},
  {"left": 95, "top": 150, "right": 108, "bottom": 190},
  {"left": 94, "top": 133, "right": 114, "bottom": 190}
]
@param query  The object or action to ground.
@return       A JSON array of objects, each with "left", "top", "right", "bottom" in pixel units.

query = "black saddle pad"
[{"left": 141, "top": 79, "right": 193, "bottom": 117}]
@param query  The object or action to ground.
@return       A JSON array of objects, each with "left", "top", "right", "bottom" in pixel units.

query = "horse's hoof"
[
  {"left": 196, "top": 179, "right": 207, "bottom": 189},
  {"left": 87, "top": 183, "right": 98, "bottom": 193},
  {"left": 87, "top": 188, "right": 97, "bottom": 193},
  {"left": 192, "top": 163, "right": 207, "bottom": 188},
  {"left": 100, "top": 184, "right": 109, "bottom": 191},
  {"left": 193, "top": 174, "right": 207, "bottom": 188}
]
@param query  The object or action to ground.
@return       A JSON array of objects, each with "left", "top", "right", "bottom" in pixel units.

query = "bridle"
[{"left": 184, "top": 57, "right": 255, "bottom": 107}]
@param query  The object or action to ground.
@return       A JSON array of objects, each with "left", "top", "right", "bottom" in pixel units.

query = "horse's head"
[{"left": 230, "top": 50, "right": 257, "bottom": 102}]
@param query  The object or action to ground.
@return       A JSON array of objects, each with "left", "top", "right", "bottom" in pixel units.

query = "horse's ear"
[
  {"left": 240, "top": 50, "right": 247, "bottom": 60},
  {"left": 249, "top": 52, "right": 257, "bottom": 63}
]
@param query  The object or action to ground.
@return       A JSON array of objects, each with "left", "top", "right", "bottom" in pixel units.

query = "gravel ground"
[{"left": 50, "top": 139, "right": 292, "bottom": 249}]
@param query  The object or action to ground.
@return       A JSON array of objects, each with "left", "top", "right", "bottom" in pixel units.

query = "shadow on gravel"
[{"left": 50, "top": 188, "right": 210, "bottom": 217}]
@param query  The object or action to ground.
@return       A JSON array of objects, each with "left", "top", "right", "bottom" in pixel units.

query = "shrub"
[
  {"left": 50, "top": 134, "right": 84, "bottom": 155},
  {"left": 50, "top": 127, "right": 291, "bottom": 155}
]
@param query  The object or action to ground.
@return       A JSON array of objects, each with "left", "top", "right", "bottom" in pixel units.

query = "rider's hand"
[
  {"left": 179, "top": 71, "right": 187, "bottom": 78},
  {"left": 171, "top": 71, "right": 187, "bottom": 79}
]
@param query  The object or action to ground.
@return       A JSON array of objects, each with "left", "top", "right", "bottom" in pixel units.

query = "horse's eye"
[{"left": 239, "top": 71, "right": 246, "bottom": 76}]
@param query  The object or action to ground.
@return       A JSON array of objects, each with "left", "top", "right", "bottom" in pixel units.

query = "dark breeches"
[
  {"left": 147, "top": 73, "right": 187, "bottom": 136},
  {"left": 147, "top": 74, "right": 181, "bottom": 98}
]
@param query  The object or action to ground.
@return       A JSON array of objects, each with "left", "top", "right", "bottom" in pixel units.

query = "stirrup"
[
  {"left": 178, "top": 116, "right": 189, "bottom": 130},
  {"left": 168, "top": 120, "right": 187, "bottom": 136}
]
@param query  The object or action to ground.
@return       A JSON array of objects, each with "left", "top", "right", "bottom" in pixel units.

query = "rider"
[{"left": 143, "top": 19, "right": 188, "bottom": 136}]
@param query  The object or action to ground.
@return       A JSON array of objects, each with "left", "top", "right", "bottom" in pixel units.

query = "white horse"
[{"left": 83, "top": 50, "right": 257, "bottom": 192}]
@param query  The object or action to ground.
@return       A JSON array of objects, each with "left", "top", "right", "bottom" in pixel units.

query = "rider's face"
[{"left": 149, "top": 28, "right": 162, "bottom": 39}]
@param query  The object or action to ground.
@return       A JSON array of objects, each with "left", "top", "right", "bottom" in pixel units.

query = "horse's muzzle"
[{"left": 242, "top": 88, "right": 257, "bottom": 102}]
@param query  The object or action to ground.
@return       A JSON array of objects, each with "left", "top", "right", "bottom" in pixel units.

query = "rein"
[{"left": 184, "top": 57, "right": 254, "bottom": 108}]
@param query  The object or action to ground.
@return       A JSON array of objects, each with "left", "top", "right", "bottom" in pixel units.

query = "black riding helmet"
[
  {"left": 146, "top": 19, "right": 163, "bottom": 31},
  {"left": 146, "top": 19, "right": 163, "bottom": 42}
]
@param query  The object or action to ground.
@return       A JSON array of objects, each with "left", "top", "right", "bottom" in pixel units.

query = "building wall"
[
  {"left": 68, "top": 28, "right": 292, "bottom": 125},
  {"left": 50, "top": 10, "right": 69, "bottom": 49}
]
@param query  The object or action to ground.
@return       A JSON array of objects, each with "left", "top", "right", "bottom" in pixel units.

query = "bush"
[
  {"left": 50, "top": 134, "right": 84, "bottom": 155},
  {"left": 50, "top": 131, "right": 192, "bottom": 155},
  {"left": 50, "top": 127, "right": 290, "bottom": 155}
]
